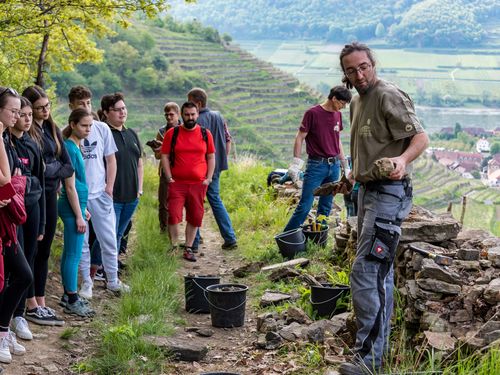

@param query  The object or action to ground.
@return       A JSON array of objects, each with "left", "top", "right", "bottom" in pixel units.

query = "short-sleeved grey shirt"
[{"left": 350, "top": 79, "right": 424, "bottom": 183}]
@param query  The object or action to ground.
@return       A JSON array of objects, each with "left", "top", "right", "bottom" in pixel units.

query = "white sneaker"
[
  {"left": 106, "top": 280, "right": 130, "bottom": 294},
  {"left": 79, "top": 280, "right": 93, "bottom": 300},
  {"left": 7, "top": 331, "right": 25, "bottom": 355},
  {"left": 0, "top": 336, "right": 11, "bottom": 363},
  {"left": 10, "top": 317, "right": 32, "bottom": 340}
]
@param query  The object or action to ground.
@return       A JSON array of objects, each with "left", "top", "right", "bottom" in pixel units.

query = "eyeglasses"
[
  {"left": 33, "top": 102, "right": 51, "bottom": 112},
  {"left": 0, "top": 87, "right": 19, "bottom": 98},
  {"left": 109, "top": 106, "right": 127, "bottom": 112},
  {"left": 1, "top": 108, "right": 21, "bottom": 116},
  {"left": 345, "top": 63, "right": 372, "bottom": 79}
]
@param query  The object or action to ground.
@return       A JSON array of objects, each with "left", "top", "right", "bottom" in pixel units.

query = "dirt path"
[
  {"left": 166, "top": 215, "right": 262, "bottom": 375},
  {"left": 2, "top": 212, "right": 274, "bottom": 375}
]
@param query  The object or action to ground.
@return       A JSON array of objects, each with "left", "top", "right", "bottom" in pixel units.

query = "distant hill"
[
  {"left": 168, "top": 0, "right": 500, "bottom": 48},
  {"left": 52, "top": 18, "right": 321, "bottom": 161}
]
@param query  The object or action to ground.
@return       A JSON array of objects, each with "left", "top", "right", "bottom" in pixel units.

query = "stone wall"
[{"left": 335, "top": 205, "right": 500, "bottom": 351}]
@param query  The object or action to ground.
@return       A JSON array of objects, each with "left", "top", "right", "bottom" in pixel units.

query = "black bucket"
[
  {"left": 274, "top": 228, "right": 306, "bottom": 259},
  {"left": 184, "top": 275, "right": 221, "bottom": 313},
  {"left": 302, "top": 224, "right": 329, "bottom": 248},
  {"left": 310, "top": 283, "right": 350, "bottom": 318},
  {"left": 199, "top": 372, "right": 241, "bottom": 375},
  {"left": 206, "top": 283, "right": 248, "bottom": 328}
]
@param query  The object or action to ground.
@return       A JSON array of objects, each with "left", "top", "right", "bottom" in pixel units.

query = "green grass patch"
[{"left": 84, "top": 163, "right": 181, "bottom": 374}]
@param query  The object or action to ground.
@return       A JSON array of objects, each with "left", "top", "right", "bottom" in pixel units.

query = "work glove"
[
  {"left": 288, "top": 157, "right": 304, "bottom": 184},
  {"left": 340, "top": 158, "right": 351, "bottom": 179}
]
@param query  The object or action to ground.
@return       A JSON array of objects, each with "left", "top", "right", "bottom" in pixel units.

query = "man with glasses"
[
  {"left": 337, "top": 43, "right": 429, "bottom": 375},
  {"left": 283, "top": 85, "right": 352, "bottom": 232}
]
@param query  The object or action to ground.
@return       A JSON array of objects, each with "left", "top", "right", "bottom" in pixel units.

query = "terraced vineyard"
[
  {"left": 413, "top": 156, "right": 500, "bottom": 236},
  {"left": 131, "top": 27, "right": 322, "bottom": 161}
]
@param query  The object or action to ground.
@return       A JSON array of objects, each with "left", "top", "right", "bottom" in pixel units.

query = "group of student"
[{"left": 0, "top": 84, "right": 140, "bottom": 368}]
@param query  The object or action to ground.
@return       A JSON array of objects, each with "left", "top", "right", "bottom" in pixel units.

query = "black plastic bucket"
[
  {"left": 274, "top": 228, "right": 306, "bottom": 259},
  {"left": 302, "top": 224, "right": 329, "bottom": 248},
  {"left": 184, "top": 275, "right": 221, "bottom": 313},
  {"left": 199, "top": 372, "right": 241, "bottom": 375},
  {"left": 310, "top": 283, "right": 350, "bottom": 318},
  {"left": 206, "top": 283, "right": 248, "bottom": 328}
]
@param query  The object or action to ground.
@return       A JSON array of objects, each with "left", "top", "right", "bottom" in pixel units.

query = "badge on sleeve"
[{"left": 405, "top": 124, "right": 413, "bottom": 132}]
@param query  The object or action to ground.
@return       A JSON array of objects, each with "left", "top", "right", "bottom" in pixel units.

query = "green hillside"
[
  {"left": 168, "top": 0, "right": 500, "bottom": 47},
  {"left": 53, "top": 20, "right": 321, "bottom": 161}
]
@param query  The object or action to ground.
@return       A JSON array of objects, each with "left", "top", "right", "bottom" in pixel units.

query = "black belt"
[{"left": 308, "top": 155, "right": 338, "bottom": 164}]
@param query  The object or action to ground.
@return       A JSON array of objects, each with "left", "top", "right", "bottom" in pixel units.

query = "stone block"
[
  {"left": 457, "top": 248, "right": 480, "bottom": 261},
  {"left": 143, "top": 335, "right": 208, "bottom": 362},
  {"left": 484, "top": 278, "right": 500, "bottom": 304},
  {"left": 401, "top": 206, "right": 461, "bottom": 243},
  {"left": 416, "top": 278, "right": 461, "bottom": 295},
  {"left": 423, "top": 331, "right": 456, "bottom": 351},
  {"left": 260, "top": 291, "right": 292, "bottom": 307},
  {"left": 488, "top": 247, "right": 500, "bottom": 267},
  {"left": 417, "top": 258, "right": 463, "bottom": 285}
]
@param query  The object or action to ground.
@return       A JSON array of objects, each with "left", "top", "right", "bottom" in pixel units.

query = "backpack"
[{"left": 169, "top": 126, "right": 208, "bottom": 168}]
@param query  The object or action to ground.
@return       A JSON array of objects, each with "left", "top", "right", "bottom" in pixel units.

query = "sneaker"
[
  {"left": 183, "top": 248, "right": 197, "bottom": 262},
  {"left": 64, "top": 300, "right": 96, "bottom": 318},
  {"left": 79, "top": 280, "right": 93, "bottom": 300},
  {"left": 40, "top": 307, "right": 64, "bottom": 326},
  {"left": 60, "top": 294, "right": 90, "bottom": 308},
  {"left": 25, "top": 307, "right": 58, "bottom": 326},
  {"left": 0, "top": 336, "right": 11, "bottom": 363},
  {"left": 6, "top": 331, "right": 25, "bottom": 356},
  {"left": 106, "top": 280, "right": 130, "bottom": 294},
  {"left": 221, "top": 241, "right": 238, "bottom": 250},
  {"left": 94, "top": 269, "right": 106, "bottom": 282},
  {"left": 10, "top": 317, "right": 32, "bottom": 341}
]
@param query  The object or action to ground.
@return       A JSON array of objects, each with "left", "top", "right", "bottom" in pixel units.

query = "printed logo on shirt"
[
  {"left": 19, "top": 157, "right": 29, "bottom": 166},
  {"left": 82, "top": 139, "right": 98, "bottom": 160},
  {"left": 333, "top": 122, "right": 340, "bottom": 132}
]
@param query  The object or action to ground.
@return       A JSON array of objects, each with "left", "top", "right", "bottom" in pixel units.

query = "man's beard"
[{"left": 184, "top": 120, "right": 196, "bottom": 129}]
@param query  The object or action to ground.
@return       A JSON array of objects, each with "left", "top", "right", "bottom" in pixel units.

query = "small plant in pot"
[{"left": 303, "top": 214, "right": 329, "bottom": 247}]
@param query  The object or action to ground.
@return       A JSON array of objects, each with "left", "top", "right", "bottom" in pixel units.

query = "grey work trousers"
[
  {"left": 351, "top": 180, "right": 412, "bottom": 369},
  {"left": 79, "top": 191, "right": 118, "bottom": 285}
]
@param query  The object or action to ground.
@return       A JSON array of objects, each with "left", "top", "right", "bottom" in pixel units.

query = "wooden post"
[
  {"left": 460, "top": 196, "right": 467, "bottom": 224},
  {"left": 447, "top": 202, "right": 452, "bottom": 213}
]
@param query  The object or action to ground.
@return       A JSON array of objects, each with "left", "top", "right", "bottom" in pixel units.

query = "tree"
[
  {"left": 490, "top": 143, "right": 500, "bottom": 155},
  {"left": 0, "top": 1, "right": 193, "bottom": 89}
]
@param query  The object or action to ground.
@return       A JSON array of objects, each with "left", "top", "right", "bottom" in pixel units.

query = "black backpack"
[{"left": 169, "top": 126, "right": 208, "bottom": 168}]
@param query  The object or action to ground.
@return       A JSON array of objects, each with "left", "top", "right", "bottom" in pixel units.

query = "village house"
[
  {"left": 487, "top": 154, "right": 500, "bottom": 187},
  {"left": 476, "top": 138, "right": 490, "bottom": 153},
  {"left": 433, "top": 150, "right": 483, "bottom": 178}
]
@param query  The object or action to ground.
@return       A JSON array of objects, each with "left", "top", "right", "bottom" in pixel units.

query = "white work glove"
[
  {"left": 288, "top": 157, "right": 304, "bottom": 183},
  {"left": 340, "top": 158, "right": 350, "bottom": 177}
]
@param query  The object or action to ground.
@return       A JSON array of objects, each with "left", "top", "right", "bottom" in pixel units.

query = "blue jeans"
[
  {"left": 91, "top": 198, "right": 139, "bottom": 266},
  {"left": 351, "top": 182, "right": 412, "bottom": 369},
  {"left": 284, "top": 158, "right": 340, "bottom": 231},
  {"left": 193, "top": 172, "right": 236, "bottom": 248}
]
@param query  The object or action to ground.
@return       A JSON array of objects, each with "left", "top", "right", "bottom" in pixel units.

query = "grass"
[{"left": 83, "top": 163, "right": 181, "bottom": 374}]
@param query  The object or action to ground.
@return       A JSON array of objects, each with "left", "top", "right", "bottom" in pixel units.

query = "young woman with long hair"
[
  {"left": 58, "top": 109, "right": 94, "bottom": 317},
  {"left": 22, "top": 85, "right": 73, "bottom": 326},
  {"left": 8, "top": 97, "right": 46, "bottom": 341},
  {"left": 0, "top": 87, "right": 31, "bottom": 365}
]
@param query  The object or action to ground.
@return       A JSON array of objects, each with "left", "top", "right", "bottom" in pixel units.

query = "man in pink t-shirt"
[{"left": 284, "top": 86, "right": 352, "bottom": 231}]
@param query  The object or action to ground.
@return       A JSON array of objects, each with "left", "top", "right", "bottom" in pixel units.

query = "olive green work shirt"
[{"left": 350, "top": 79, "right": 424, "bottom": 183}]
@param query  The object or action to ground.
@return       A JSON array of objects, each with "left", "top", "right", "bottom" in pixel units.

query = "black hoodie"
[{"left": 11, "top": 132, "right": 46, "bottom": 236}]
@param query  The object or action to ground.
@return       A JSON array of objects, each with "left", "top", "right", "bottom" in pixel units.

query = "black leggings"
[
  {"left": 13, "top": 204, "right": 40, "bottom": 317},
  {"left": 0, "top": 242, "right": 33, "bottom": 327},
  {"left": 34, "top": 189, "right": 57, "bottom": 297}
]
